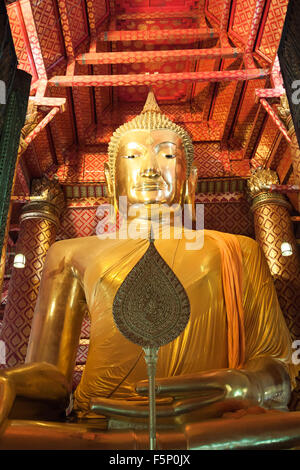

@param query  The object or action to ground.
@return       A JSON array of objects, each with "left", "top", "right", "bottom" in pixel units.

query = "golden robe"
[{"left": 74, "top": 230, "right": 295, "bottom": 412}]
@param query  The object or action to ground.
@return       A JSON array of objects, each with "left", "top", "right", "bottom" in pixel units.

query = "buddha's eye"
[
  {"left": 122, "top": 154, "right": 139, "bottom": 159},
  {"left": 164, "top": 154, "right": 176, "bottom": 159},
  {"left": 155, "top": 142, "right": 177, "bottom": 159}
]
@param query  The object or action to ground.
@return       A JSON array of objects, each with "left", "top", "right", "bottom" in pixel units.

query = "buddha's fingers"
[
  {"left": 90, "top": 392, "right": 227, "bottom": 419},
  {"left": 136, "top": 371, "right": 228, "bottom": 398}
]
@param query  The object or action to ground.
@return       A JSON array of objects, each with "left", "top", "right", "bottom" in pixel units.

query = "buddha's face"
[{"left": 112, "top": 129, "right": 187, "bottom": 208}]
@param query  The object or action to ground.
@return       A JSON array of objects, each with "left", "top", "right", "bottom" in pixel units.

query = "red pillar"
[{"left": 0, "top": 178, "right": 64, "bottom": 367}]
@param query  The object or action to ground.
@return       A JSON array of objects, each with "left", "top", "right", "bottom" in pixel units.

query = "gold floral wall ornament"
[
  {"left": 18, "top": 102, "right": 39, "bottom": 154},
  {"left": 247, "top": 167, "right": 279, "bottom": 198}
]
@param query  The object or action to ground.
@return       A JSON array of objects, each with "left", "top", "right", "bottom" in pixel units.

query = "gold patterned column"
[
  {"left": 248, "top": 169, "right": 300, "bottom": 341},
  {"left": 0, "top": 177, "right": 65, "bottom": 367}
]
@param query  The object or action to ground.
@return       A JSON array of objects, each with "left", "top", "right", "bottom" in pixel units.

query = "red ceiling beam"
[
  {"left": 29, "top": 96, "right": 66, "bottom": 110},
  {"left": 245, "top": 0, "right": 266, "bottom": 53},
  {"left": 48, "top": 68, "right": 269, "bottom": 87},
  {"left": 259, "top": 98, "right": 291, "bottom": 144},
  {"left": 99, "top": 28, "right": 217, "bottom": 42},
  {"left": 85, "top": 0, "right": 97, "bottom": 36},
  {"left": 269, "top": 184, "right": 300, "bottom": 194},
  {"left": 116, "top": 12, "right": 200, "bottom": 20},
  {"left": 77, "top": 47, "right": 243, "bottom": 65},
  {"left": 57, "top": 0, "right": 75, "bottom": 57},
  {"left": 24, "top": 107, "right": 60, "bottom": 147},
  {"left": 220, "top": 0, "right": 232, "bottom": 31},
  {"left": 19, "top": 0, "right": 47, "bottom": 79},
  {"left": 12, "top": 1, "right": 38, "bottom": 82},
  {"left": 15, "top": 159, "right": 30, "bottom": 196}
]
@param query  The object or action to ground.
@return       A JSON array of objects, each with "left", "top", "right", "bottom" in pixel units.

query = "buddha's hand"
[
  {"left": 0, "top": 362, "right": 70, "bottom": 429},
  {"left": 0, "top": 372, "right": 16, "bottom": 429},
  {"left": 136, "top": 358, "right": 291, "bottom": 410}
]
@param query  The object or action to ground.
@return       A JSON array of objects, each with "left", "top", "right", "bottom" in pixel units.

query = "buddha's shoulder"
[
  {"left": 46, "top": 236, "right": 104, "bottom": 261},
  {"left": 203, "top": 230, "right": 261, "bottom": 258},
  {"left": 200, "top": 229, "right": 258, "bottom": 247},
  {"left": 47, "top": 235, "right": 142, "bottom": 262}
]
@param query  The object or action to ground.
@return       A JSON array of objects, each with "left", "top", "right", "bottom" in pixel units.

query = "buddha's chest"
[{"left": 82, "top": 236, "right": 224, "bottom": 317}]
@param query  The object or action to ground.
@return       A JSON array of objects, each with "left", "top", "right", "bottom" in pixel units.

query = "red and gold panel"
[
  {"left": 48, "top": 60, "right": 75, "bottom": 164},
  {"left": 117, "top": 63, "right": 194, "bottom": 104},
  {"left": 206, "top": 0, "right": 224, "bottom": 22},
  {"left": 55, "top": 148, "right": 107, "bottom": 183},
  {"left": 115, "top": 0, "right": 199, "bottom": 14},
  {"left": 0, "top": 218, "right": 57, "bottom": 366},
  {"left": 252, "top": 113, "right": 279, "bottom": 168},
  {"left": 84, "top": 150, "right": 107, "bottom": 181},
  {"left": 229, "top": 159, "right": 251, "bottom": 177},
  {"left": 277, "top": 146, "right": 292, "bottom": 183},
  {"left": 73, "top": 46, "right": 94, "bottom": 143},
  {"left": 13, "top": 172, "right": 27, "bottom": 197},
  {"left": 192, "top": 49, "right": 220, "bottom": 119},
  {"left": 230, "top": 0, "right": 257, "bottom": 44},
  {"left": 22, "top": 145, "right": 41, "bottom": 179},
  {"left": 270, "top": 136, "right": 288, "bottom": 171},
  {"left": 193, "top": 142, "right": 229, "bottom": 178},
  {"left": 13, "top": 159, "right": 30, "bottom": 197},
  {"left": 93, "top": 0, "right": 108, "bottom": 26},
  {"left": 203, "top": 199, "right": 254, "bottom": 237},
  {"left": 210, "top": 57, "right": 243, "bottom": 135},
  {"left": 184, "top": 122, "right": 223, "bottom": 141},
  {"left": 7, "top": 3, "right": 33, "bottom": 76},
  {"left": 49, "top": 90, "right": 75, "bottom": 165},
  {"left": 66, "top": 0, "right": 89, "bottom": 49},
  {"left": 117, "top": 15, "right": 199, "bottom": 32},
  {"left": 253, "top": 202, "right": 300, "bottom": 339},
  {"left": 31, "top": 0, "right": 65, "bottom": 70},
  {"left": 256, "top": 0, "right": 289, "bottom": 63},
  {"left": 72, "top": 86, "right": 94, "bottom": 143},
  {"left": 231, "top": 78, "right": 267, "bottom": 149},
  {"left": 93, "top": 41, "right": 112, "bottom": 122},
  {"left": 243, "top": 102, "right": 266, "bottom": 160},
  {"left": 57, "top": 207, "right": 99, "bottom": 239},
  {"left": 114, "top": 17, "right": 199, "bottom": 103},
  {"left": 31, "top": 128, "right": 54, "bottom": 174}
]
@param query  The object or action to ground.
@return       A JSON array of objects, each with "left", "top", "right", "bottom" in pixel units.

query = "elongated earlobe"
[
  {"left": 183, "top": 166, "right": 197, "bottom": 224},
  {"left": 104, "top": 162, "right": 114, "bottom": 199}
]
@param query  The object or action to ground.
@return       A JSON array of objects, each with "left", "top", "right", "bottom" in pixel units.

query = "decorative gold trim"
[
  {"left": 113, "top": 239, "right": 190, "bottom": 348},
  {"left": 20, "top": 201, "right": 60, "bottom": 227},
  {"left": 247, "top": 168, "right": 279, "bottom": 198},
  {"left": 251, "top": 192, "right": 292, "bottom": 212}
]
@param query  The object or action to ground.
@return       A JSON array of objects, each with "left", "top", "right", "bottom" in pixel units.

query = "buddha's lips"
[{"left": 134, "top": 182, "right": 167, "bottom": 191}]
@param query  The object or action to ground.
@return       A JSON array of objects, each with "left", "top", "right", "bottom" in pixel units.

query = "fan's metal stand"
[{"left": 143, "top": 346, "right": 159, "bottom": 450}]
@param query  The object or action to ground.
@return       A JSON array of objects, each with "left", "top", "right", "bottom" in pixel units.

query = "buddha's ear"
[
  {"left": 187, "top": 165, "right": 198, "bottom": 196},
  {"left": 104, "top": 162, "right": 113, "bottom": 198},
  {"left": 183, "top": 165, "right": 197, "bottom": 224}
]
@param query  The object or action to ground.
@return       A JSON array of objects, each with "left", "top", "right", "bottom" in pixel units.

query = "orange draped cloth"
[{"left": 208, "top": 231, "right": 245, "bottom": 369}]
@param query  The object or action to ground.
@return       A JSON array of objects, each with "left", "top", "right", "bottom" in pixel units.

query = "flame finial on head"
[{"left": 141, "top": 87, "right": 162, "bottom": 114}]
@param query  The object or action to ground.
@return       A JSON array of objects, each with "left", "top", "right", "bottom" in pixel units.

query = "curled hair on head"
[{"left": 107, "top": 89, "right": 194, "bottom": 181}]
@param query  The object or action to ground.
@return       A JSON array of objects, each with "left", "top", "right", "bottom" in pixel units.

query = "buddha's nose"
[
  {"left": 141, "top": 149, "right": 161, "bottom": 178},
  {"left": 141, "top": 167, "right": 161, "bottom": 178}
]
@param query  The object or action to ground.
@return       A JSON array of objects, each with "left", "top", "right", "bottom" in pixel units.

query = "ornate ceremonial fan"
[{"left": 113, "top": 233, "right": 190, "bottom": 450}]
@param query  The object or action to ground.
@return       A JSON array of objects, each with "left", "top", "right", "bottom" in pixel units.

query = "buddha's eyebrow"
[
  {"left": 154, "top": 142, "right": 177, "bottom": 151},
  {"left": 155, "top": 141, "right": 177, "bottom": 147},
  {"left": 120, "top": 142, "right": 145, "bottom": 152}
]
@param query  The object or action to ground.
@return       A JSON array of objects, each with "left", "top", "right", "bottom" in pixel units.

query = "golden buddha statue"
[{"left": 0, "top": 90, "right": 299, "bottom": 450}]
